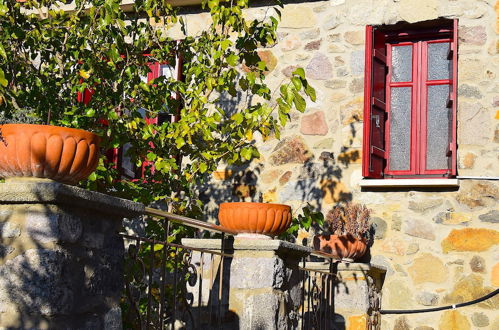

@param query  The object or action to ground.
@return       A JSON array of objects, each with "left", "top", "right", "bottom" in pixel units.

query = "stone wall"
[
  {"left": 0, "top": 181, "right": 143, "bottom": 329},
  {"left": 171, "top": 0, "right": 499, "bottom": 329}
]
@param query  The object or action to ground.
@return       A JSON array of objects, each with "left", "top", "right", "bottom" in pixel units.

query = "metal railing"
[
  {"left": 299, "top": 255, "right": 337, "bottom": 330},
  {"left": 121, "top": 207, "right": 338, "bottom": 330},
  {"left": 121, "top": 207, "right": 235, "bottom": 329}
]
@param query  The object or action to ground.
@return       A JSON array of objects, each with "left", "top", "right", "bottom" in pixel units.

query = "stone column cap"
[
  {"left": 182, "top": 237, "right": 311, "bottom": 257},
  {"left": 0, "top": 181, "right": 144, "bottom": 217},
  {"left": 304, "top": 261, "right": 387, "bottom": 273}
]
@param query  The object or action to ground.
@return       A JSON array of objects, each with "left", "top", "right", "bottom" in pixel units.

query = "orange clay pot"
[
  {"left": 218, "top": 202, "right": 292, "bottom": 237},
  {"left": 313, "top": 234, "right": 368, "bottom": 262},
  {"left": 0, "top": 124, "right": 100, "bottom": 185}
]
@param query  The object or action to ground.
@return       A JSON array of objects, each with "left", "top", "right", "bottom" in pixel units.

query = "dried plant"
[{"left": 325, "top": 203, "right": 371, "bottom": 240}]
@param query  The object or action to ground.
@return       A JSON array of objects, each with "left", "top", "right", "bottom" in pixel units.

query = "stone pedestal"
[
  {"left": 307, "top": 262, "right": 386, "bottom": 329},
  {"left": 0, "top": 181, "right": 143, "bottom": 329},
  {"left": 182, "top": 238, "right": 310, "bottom": 330}
]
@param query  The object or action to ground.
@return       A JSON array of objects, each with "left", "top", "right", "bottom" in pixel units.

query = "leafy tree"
[{"left": 0, "top": 0, "right": 315, "bottom": 216}]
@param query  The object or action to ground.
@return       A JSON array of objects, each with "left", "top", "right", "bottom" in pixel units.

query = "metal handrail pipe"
[
  {"left": 299, "top": 267, "right": 337, "bottom": 276},
  {"left": 120, "top": 233, "right": 234, "bottom": 257},
  {"left": 309, "top": 250, "right": 341, "bottom": 260},
  {"left": 144, "top": 207, "right": 238, "bottom": 235}
]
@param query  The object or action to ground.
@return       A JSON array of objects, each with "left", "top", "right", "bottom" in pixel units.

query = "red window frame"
[
  {"left": 76, "top": 54, "right": 183, "bottom": 179},
  {"left": 362, "top": 20, "right": 458, "bottom": 179}
]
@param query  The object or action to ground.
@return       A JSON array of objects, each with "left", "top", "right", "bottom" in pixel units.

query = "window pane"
[
  {"left": 391, "top": 45, "right": 412, "bottom": 82},
  {"left": 426, "top": 84, "right": 451, "bottom": 170},
  {"left": 428, "top": 42, "right": 451, "bottom": 80},
  {"left": 160, "top": 64, "right": 174, "bottom": 79},
  {"left": 389, "top": 87, "right": 412, "bottom": 171}
]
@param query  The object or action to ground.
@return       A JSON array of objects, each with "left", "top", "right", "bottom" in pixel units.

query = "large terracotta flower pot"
[
  {"left": 0, "top": 124, "right": 100, "bottom": 185},
  {"left": 218, "top": 202, "right": 292, "bottom": 237},
  {"left": 313, "top": 234, "right": 368, "bottom": 262}
]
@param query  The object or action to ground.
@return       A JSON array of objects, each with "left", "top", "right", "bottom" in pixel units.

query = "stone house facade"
[
  {"left": 173, "top": 0, "right": 498, "bottom": 329},
  {"left": 0, "top": 0, "right": 497, "bottom": 329}
]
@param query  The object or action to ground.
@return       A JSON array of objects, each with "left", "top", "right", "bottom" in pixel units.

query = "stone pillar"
[
  {"left": 182, "top": 237, "right": 310, "bottom": 330},
  {"left": 0, "top": 180, "right": 143, "bottom": 329},
  {"left": 307, "top": 262, "right": 386, "bottom": 330}
]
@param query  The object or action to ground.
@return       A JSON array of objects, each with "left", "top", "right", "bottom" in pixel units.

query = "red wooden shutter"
[
  {"left": 363, "top": 26, "right": 387, "bottom": 178},
  {"left": 449, "top": 19, "right": 458, "bottom": 176}
]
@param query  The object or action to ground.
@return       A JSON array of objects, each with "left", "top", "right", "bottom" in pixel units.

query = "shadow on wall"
[
  {"left": 0, "top": 188, "right": 123, "bottom": 329},
  {"left": 197, "top": 113, "right": 361, "bottom": 227}
]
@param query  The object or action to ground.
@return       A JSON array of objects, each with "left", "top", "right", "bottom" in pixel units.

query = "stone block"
[
  {"left": 280, "top": 5, "right": 316, "bottom": 29},
  {"left": 408, "top": 253, "right": 446, "bottom": 284},
  {"left": 404, "top": 218, "right": 436, "bottom": 241},
  {"left": 304, "top": 39, "right": 321, "bottom": 51},
  {"left": 458, "top": 84, "right": 483, "bottom": 99},
  {"left": 442, "top": 228, "right": 499, "bottom": 253},
  {"left": 444, "top": 274, "right": 499, "bottom": 309},
  {"left": 300, "top": 111, "right": 328, "bottom": 135},
  {"left": 469, "top": 255, "right": 486, "bottom": 273},
  {"left": 478, "top": 210, "right": 499, "bottom": 223},
  {"left": 269, "top": 135, "right": 313, "bottom": 166},
  {"left": 344, "top": 31, "right": 364, "bottom": 45},
  {"left": 492, "top": 263, "right": 499, "bottom": 286},
  {"left": 408, "top": 198, "right": 443, "bottom": 213},
  {"left": 458, "top": 102, "right": 491, "bottom": 145},
  {"left": 459, "top": 26, "right": 487, "bottom": 46},
  {"left": 279, "top": 178, "right": 319, "bottom": 202},
  {"left": 398, "top": 0, "right": 438, "bottom": 23},
  {"left": 471, "top": 312, "right": 489, "bottom": 327},
  {"left": 456, "top": 181, "right": 499, "bottom": 209},
  {"left": 230, "top": 256, "right": 285, "bottom": 289},
  {"left": 280, "top": 34, "right": 301, "bottom": 52},
  {"left": 416, "top": 292, "right": 439, "bottom": 306},
  {"left": 306, "top": 52, "right": 332, "bottom": 80},
  {"left": 0, "top": 222, "right": 20, "bottom": 239},
  {"left": 439, "top": 310, "right": 471, "bottom": 330},
  {"left": 350, "top": 50, "right": 365, "bottom": 75},
  {"left": 300, "top": 28, "right": 320, "bottom": 40},
  {"left": 25, "top": 212, "right": 60, "bottom": 244}
]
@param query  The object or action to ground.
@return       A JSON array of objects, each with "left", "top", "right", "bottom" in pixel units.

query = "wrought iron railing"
[
  {"left": 120, "top": 207, "right": 338, "bottom": 330},
  {"left": 299, "top": 255, "right": 337, "bottom": 329},
  {"left": 121, "top": 207, "right": 236, "bottom": 329}
]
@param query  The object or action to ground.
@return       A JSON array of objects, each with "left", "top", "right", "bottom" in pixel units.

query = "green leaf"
[
  {"left": 0, "top": 43, "right": 6, "bottom": 59},
  {"left": 146, "top": 152, "right": 156, "bottom": 161},
  {"left": 292, "top": 91, "right": 306, "bottom": 112},
  {"left": 0, "top": 4, "right": 8, "bottom": 16},
  {"left": 85, "top": 109, "right": 96, "bottom": 117},
  {"left": 305, "top": 83, "right": 316, "bottom": 102},
  {"left": 240, "top": 147, "right": 252, "bottom": 160},
  {"left": 231, "top": 112, "right": 243, "bottom": 125},
  {"left": 227, "top": 54, "right": 239, "bottom": 66},
  {"left": 175, "top": 137, "right": 185, "bottom": 149},
  {"left": 88, "top": 172, "right": 97, "bottom": 181},
  {"left": 199, "top": 162, "right": 208, "bottom": 173},
  {"left": 291, "top": 77, "right": 302, "bottom": 91},
  {"left": 220, "top": 39, "right": 231, "bottom": 51},
  {"left": 0, "top": 69, "right": 7, "bottom": 87},
  {"left": 292, "top": 68, "right": 305, "bottom": 79}
]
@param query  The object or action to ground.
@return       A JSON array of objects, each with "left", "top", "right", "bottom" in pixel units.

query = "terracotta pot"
[
  {"left": 0, "top": 124, "right": 100, "bottom": 185},
  {"left": 313, "top": 234, "right": 368, "bottom": 262},
  {"left": 218, "top": 202, "right": 292, "bottom": 237}
]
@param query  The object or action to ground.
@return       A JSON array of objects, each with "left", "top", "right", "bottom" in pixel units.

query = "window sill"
[{"left": 359, "top": 178, "right": 459, "bottom": 188}]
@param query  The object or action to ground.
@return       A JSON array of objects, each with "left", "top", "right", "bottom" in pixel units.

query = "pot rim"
[
  {"left": 0, "top": 123, "right": 100, "bottom": 141},
  {"left": 220, "top": 201, "right": 291, "bottom": 208},
  {"left": 313, "top": 233, "right": 367, "bottom": 242}
]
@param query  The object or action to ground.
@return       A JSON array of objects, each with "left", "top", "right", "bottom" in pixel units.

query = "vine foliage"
[{"left": 0, "top": 0, "right": 315, "bottom": 213}]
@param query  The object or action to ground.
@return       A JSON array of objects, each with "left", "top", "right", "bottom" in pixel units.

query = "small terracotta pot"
[
  {"left": 0, "top": 124, "right": 100, "bottom": 185},
  {"left": 218, "top": 202, "right": 292, "bottom": 237},
  {"left": 313, "top": 234, "right": 368, "bottom": 262}
]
